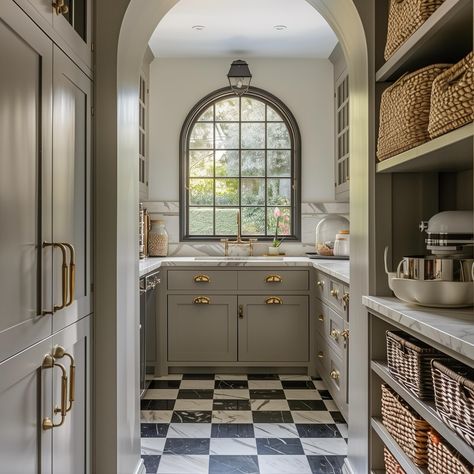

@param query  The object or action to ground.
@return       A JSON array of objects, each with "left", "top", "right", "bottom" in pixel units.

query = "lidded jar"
[
  {"left": 148, "top": 220, "right": 169, "bottom": 257},
  {"left": 315, "top": 215, "right": 350, "bottom": 256}
]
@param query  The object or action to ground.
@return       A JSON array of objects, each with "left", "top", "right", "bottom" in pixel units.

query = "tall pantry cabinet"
[{"left": 0, "top": 0, "right": 93, "bottom": 472}]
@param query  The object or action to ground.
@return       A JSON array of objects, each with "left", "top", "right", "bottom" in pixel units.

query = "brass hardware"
[
  {"left": 317, "top": 351, "right": 324, "bottom": 359},
  {"left": 265, "top": 275, "right": 282, "bottom": 283},
  {"left": 330, "top": 369, "right": 340, "bottom": 380},
  {"left": 52, "top": 0, "right": 68, "bottom": 15},
  {"left": 330, "top": 329, "right": 340, "bottom": 340},
  {"left": 317, "top": 280, "right": 324, "bottom": 288},
  {"left": 62, "top": 243, "right": 75, "bottom": 307},
  {"left": 330, "top": 289, "right": 339, "bottom": 298},
  {"left": 42, "top": 354, "right": 68, "bottom": 430},
  {"left": 265, "top": 296, "right": 283, "bottom": 305},
  {"left": 239, "top": 304, "right": 244, "bottom": 319},
  {"left": 43, "top": 242, "right": 69, "bottom": 312},
  {"left": 318, "top": 314, "right": 324, "bottom": 322},
  {"left": 193, "top": 296, "right": 210, "bottom": 305},
  {"left": 342, "top": 292, "right": 350, "bottom": 309},
  {"left": 53, "top": 346, "right": 75, "bottom": 412},
  {"left": 221, "top": 210, "right": 257, "bottom": 256},
  {"left": 340, "top": 329, "right": 349, "bottom": 342},
  {"left": 194, "top": 274, "right": 210, "bottom": 283}
]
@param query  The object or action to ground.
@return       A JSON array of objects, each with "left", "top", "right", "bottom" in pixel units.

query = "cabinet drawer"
[
  {"left": 314, "top": 300, "right": 348, "bottom": 354},
  {"left": 238, "top": 270, "right": 308, "bottom": 291},
  {"left": 314, "top": 270, "right": 329, "bottom": 300},
  {"left": 168, "top": 270, "right": 238, "bottom": 291},
  {"left": 327, "top": 280, "right": 349, "bottom": 316}
]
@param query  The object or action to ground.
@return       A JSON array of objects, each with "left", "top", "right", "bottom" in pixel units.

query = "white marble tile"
[
  {"left": 279, "top": 375, "right": 312, "bottom": 381},
  {"left": 248, "top": 380, "right": 283, "bottom": 390},
  {"left": 179, "top": 380, "right": 215, "bottom": 390},
  {"left": 141, "top": 437, "right": 166, "bottom": 455},
  {"left": 312, "top": 380, "right": 327, "bottom": 390},
  {"left": 323, "top": 400, "right": 338, "bottom": 411},
  {"left": 214, "top": 374, "right": 248, "bottom": 380},
  {"left": 157, "top": 455, "right": 209, "bottom": 474},
  {"left": 337, "top": 423, "right": 349, "bottom": 438},
  {"left": 166, "top": 423, "right": 212, "bottom": 438},
  {"left": 283, "top": 390, "right": 321, "bottom": 400},
  {"left": 250, "top": 400, "right": 290, "bottom": 411},
  {"left": 214, "top": 389, "right": 250, "bottom": 400},
  {"left": 301, "top": 438, "right": 348, "bottom": 456},
  {"left": 210, "top": 438, "right": 258, "bottom": 455},
  {"left": 140, "top": 410, "right": 173, "bottom": 423},
  {"left": 144, "top": 389, "right": 178, "bottom": 400},
  {"left": 291, "top": 411, "right": 334, "bottom": 424},
  {"left": 258, "top": 455, "right": 312, "bottom": 474},
  {"left": 174, "top": 399, "right": 213, "bottom": 411},
  {"left": 212, "top": 410, "right": 253, "bottom": 424},
  {"left": 254, "top": 423, "right": 299, "bottom": 438}
]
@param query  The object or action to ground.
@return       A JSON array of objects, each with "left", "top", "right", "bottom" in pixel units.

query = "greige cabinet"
[
  {"left": 168, "top": 295, "right": 238, "bottom": 362},
  {"left": 238, "top": 296, "right": 309, "bottom": 362}
]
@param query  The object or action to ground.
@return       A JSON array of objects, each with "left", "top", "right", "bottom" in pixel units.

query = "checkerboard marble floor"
[{"left": 141, "top": 374, "right": 347, "bottom": 474}]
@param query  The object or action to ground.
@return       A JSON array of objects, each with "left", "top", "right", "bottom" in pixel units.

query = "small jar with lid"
[
  {"left": 148, "top": 220, "right": 169, "bottom": 257},
  {"left": 315, "top": 215, "right": 350, "bottom": 256},
  {"left": 333, "top": 230, "right": 350, "bottom": 256}
]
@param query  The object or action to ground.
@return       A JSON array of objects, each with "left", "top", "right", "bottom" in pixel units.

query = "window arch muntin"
[{"left": 179, "top": 86, "right": 301, "bottom": 241}]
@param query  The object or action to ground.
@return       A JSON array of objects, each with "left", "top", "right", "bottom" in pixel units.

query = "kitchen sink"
[{"left": 193, "top": 256, "right": 284, "bottom": 261}]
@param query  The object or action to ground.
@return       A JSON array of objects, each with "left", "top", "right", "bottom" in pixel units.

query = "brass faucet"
[{"left": 221, "top": 210, "right": 257, "bottom": 256}]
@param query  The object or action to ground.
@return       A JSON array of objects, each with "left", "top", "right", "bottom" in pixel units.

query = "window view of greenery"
[{"left": 187, "top": 96, "right": 294, "bottom": 237}]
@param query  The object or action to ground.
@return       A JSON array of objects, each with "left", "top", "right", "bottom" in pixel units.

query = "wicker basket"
[
  {"left": 386, "top": 331, "right": 446, "bottom": 400},
  {"left": 384, "top": 0, "right": 445, "bottom": 60},
  {"left": 381, "top": 384, "right": 431, "bottom": 466},
  {"left": 384, "top": 447, "right": 407, "bottom": 474},
  {"left": 377, "top": 64, "right": 451, "bottom": 161},
  {"left": 428, "top": 430, "right": 474, "bottom": 474},
  {"left": 428, "top": 52, "right": 474, "bottom": 139},
  {"left": 432, "top": 359, "right": 474, "bottom": 449}
]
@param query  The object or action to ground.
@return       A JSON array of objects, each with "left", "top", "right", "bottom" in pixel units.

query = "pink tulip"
[{"left": 274, "top": 207, "right": 281, "bottom": 218}]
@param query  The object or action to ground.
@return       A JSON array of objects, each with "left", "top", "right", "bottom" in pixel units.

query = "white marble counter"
[
  {"left": 363, "top": 296, "right": 474, "bottom": 363},
  {"left": 139, "top": 256, "right": 350, "bottom": 283}
]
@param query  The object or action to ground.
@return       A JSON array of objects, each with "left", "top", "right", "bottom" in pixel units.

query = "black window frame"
[{"left": 179, "top": 86, "right": 301, "bottom": 241}]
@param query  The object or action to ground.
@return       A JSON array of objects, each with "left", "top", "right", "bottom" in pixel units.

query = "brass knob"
[
  {"left": 52, "top": 0, "right": 68, "bottom": 14},
  {"left": 317, "top": 351, "right": 324, "bottom": 359},
  {"left": 265, "top": 296, "right": 283, "bottom": 305},
  {"left": 330, "top": 369, "right": 340, "bottom": 380},
  {"left": 194, "top": 274, "right": 210, "bottom": 283},
  {"left": 330, "top": 329, "right": 340, "bottom": 340},
  {"left": 317, "top": 280, "right": 325, "bottom": 288},
  {"left": 340, "top": 329, "right": 349, "bottom": 342},
  {"left": 318, "top": 314, "right": 324, "bottom": 322},
  {"left": 193, "top": 296, "right": 210, "bottom": 305},
  {"left": 265, "top": 275, "right": 282, "bottom": 283},
  {"left": 330, "top": 289, "right": 339, "bottom": 298},
  {"left": 342, "top": 293, "right": 350, "bottom": 309}
]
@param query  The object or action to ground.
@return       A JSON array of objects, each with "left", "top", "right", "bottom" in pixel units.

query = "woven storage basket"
[
  {"left": 381, "top": 384, "right": 431, "bottom": 466},
  {"left": 384, "top": 0, "right": 445, "bottom": 60},
  {"left": 386, "top": 330, "right": 446, "bottom": 400},
  {"left": 428, "top": 52, "right": 474, "bottom": 139},
  {"left": 432, "top": 359, "right": 474, "bottom": 449},
  {"left": 377, "top": 64, "right": 451, "bottom": 161},
  {"left": 428, "top": 430, "right": 474, "bottom": 474},
  {"left": 384, "top": 447, "right": 406, "bottom": 474}
]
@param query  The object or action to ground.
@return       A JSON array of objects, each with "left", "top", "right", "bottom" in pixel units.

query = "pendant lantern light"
[{"left": 227, "top": 60, "right": 252, "bottom": 96}]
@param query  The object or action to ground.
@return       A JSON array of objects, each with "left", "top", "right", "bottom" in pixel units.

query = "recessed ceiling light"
[
  {"left": 192, "top": 25, "right": 206, "bottom": 31},
  {"left": 274, "top": 25, "right": 287, "bottom": 31}
]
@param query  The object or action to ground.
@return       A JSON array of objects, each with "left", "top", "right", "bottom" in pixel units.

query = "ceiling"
[{"left": 148, "top": 0, "right": 338, "bottom": 58}]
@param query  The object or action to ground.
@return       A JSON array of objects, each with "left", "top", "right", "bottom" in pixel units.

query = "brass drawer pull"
[
  {"left": 317, "top": 280, "right": 325, "bottom": 288},
  {"left": 265, "top": 274, "right": 282, "bottom": 283},
  {"left": 330, "top": 289, "right": 339, "bottom": 298},
  {"left": 42, "top": 354, "right": 68, "bottom": 430},
  {"left": 330, "top": 329, "right": 340, "bottom": 341},
  {"left": 265, "top": 296, "right": 283, "bottom": 305},
  {"left": 62, "top": 243, "right": 76, "bottom": 307},
  {"left": 330, "top": 369, "right": 340, "bottom": 380},
  {"left": 193, "top": 296, "right": 210, "bottom": 305},
  {"left": 318, "top": 314, "right": 324, "bottom": 322},
  {"left": 194, "top": 274, "right": 210, "bottom": 283},
  {"left": 52, "top": 0, "right": 69, "bottom": 15},
  {"left": 342, "top": 292, "right": 350, "bottom": 309},
  {"left": 317, "top": 351, "right": 324, "bottom": 359},
  {"left": 44, "top": 242, "right": 69, "bottom": 312},
  {"left": 53, "top": 346, "right": 75, "bottom": 412},
  {"left": 340, "top": 329, "right": 349, "bottom": 342}
]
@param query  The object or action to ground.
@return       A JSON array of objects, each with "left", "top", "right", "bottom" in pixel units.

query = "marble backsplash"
[{"left": 142, "top": 201, "right": 349, "bottom": 257}]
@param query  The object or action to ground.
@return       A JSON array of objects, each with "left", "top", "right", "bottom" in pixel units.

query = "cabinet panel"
[
  {"left": 168, "top": 270, "right": 238, "bottom": 291},
  {"left": 238, "top": 270, "right": 309, "bottom": 291},
  {"left": 238, "top": 295, "right": 309, "bottom": 362},
  {"left": 314, "top": 299, "right": 347, "bottom": 355},
  {"left": 52, "top": 46, "right": 92, "bottom": 333},
  {"left": 0, "top": 1, "right": 53, "bottom": 362},
  {"left": 168, "top": 295, "right": 237, "bottom": 362}
]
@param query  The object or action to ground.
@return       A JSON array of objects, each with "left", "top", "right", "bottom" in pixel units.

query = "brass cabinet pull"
[
  {"left": 239, "top": 304, "right": 244, "bottom": 319},
  {"left": 194, "top": 274, "right": 210, "bottom": 283},
  {"left": 193, "top": 296, "right": 210, "bottom": 305},
  {"left": 265, "top": 296, "right": 283, "bottom": 305},
  {"left": 265, "top": 274, "right": 282, "bottom": 283},
  {"left": 43, "top": 242, "right": 69, "bottom": 312},
  {"left": 52, "top": 0, "right": 68, "bottom": 15},
  {"left": 42, "top": 354, "right": 68, "bottom": 430},
  {"left": 340, "top": 329, "right": 349, "bottom": 343},
  {"left": 318, "top": 314, "right": 324, "bottom": 322},
  {"left": 317, "top": 351, "right": 324, "bottom": 359},
  {"left": 330, "top": 329, "right": 340, "bottom": 341},
  {"left": 317, "top": 280, "right": 325, "bottom": 288},
  {"left": 330, "top": 369, "right": 340, "bottom": 380},
  {"left": 342, "top": 292, "right": 350, "bottom": 309},
  {"left": 330, "top": 289, "right": 339, "bottom": 298},
  {"left": 62, "top": 243, "right": 76, "bottom": 307},
  {"left": 53, "top": 346, "right": 75, "bottom": 412}
]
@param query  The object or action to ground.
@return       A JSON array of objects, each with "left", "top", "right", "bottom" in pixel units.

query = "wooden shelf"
[
  {"left": 372, "top": 360, "right": 474, "bottom": 465},
  {"left": 371, "top": 418, "right": 429, "bottom": 474},
  {"left": 376, "top": 0, "right": 473, "bottom": 82},
  {"left": 376, "top": 124, "right": 473, "bottom": 173}
]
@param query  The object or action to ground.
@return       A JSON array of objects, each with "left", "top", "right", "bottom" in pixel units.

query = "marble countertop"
[
  {"left": 139, "top": 256, "right": 350, "bottom": 283},
  {"left": 363, "top": 296, "right": 474, "bottom": 363}
]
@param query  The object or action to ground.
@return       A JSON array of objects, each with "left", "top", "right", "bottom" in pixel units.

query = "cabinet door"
[
  {"left": 0, "top": 1, "right": 53, "bottom": 363},
  {"left": 52, "top": 46, "right": 92, "bottom": 333},
  {"left": 168, "top": 295, "right": 237, "bottom": 362},
  {"left": 51, "top": 316, "right": 91, "bottom": 474},
  {"left": 238, "top": 296, "right": 309, "bottom": 362},
  {"left": 0, "top": 337, "right": 53, "bottom": 474}
]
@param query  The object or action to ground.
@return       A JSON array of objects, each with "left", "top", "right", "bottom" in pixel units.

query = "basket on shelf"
[
  {"left": 384, "top": 446, "right": 406, "bottom": 474},
  {"left": 381, "top": 384, "right": 431, "bottom": 467},
  {"left": 428, "top": 430, "right": 474, "bottom": 474},
  {"left": 386, "top": 330, "right": 446, "bottom": 400},
  {"left": 428, "top": 52, "right": 474, "bottom": 139},
  {"left": 384, "top": 0, "right": 446, "bottom": 60},
  {"left": 377, "top": 64, "right": 451, "bottom": 162},
  {"left": 431, "top": 359, "right": 474, "bottom": 449}
]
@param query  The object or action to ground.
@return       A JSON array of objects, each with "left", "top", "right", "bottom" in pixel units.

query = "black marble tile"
[
  {"left": 318, "top": 390, "right": 333, "bottom": 400},
  {"left": 177, "top": 389, "right": 214, "bottom": 399},
  {"left": 281, "top": 380, "right": 316, "bottom": 389},
  {"left": 141, "top": 399, "right": 176, "bottom": 411},
  {"left": 252, "top": 411, "right": 294, "bottom": 423},
  {"left": 307, "top": 455, "right": 346, "bottom": 474},
  {"left": 148, "top": 380, "right": 181, "bottom": 389},
  {"left": 171, "top": 410, "right": 212, "bottom": 423},
  {"left": 296, "top": 424, "right": 342, "bottom": 438},
  {"left": 249, "top": 389, "right": 285, "bottom": 399},
  {"left": 163, "top": 437, "right": 210, "bottom": 455},
  {"left": 288, "top": 400, "right": 327, "bottom": 411},
  {"left": 256, "top": 438, "right": 304, "bottom": 455},
  {"left": 311, "top": 375, "right": 322, "bottom": 380},
  {"left": 330, "top": 411, "right": 346, "bottom": 423},
  {"left": 182, "top": 373, "right": 215, "bottom": 380},
  {"left": 209, "top": 455, "right": 259, "bottom": 474},
  {"left": 211, "top": 423, "right": 255, "bottom": 438},
  {"left": 213, "top": 399, "right": 252, "bottom": 411},
  {"left": 142, "top": 455, "right": 161, "bottom": 473},
  {"left": 140, "top": 423, "right": 169, "bottom": 438},
  {"left": 248, "top": 374, "right": 279, "bottom": 380},
  {"left": 215, "top": 380, "right": 249, "bottom": 389}
]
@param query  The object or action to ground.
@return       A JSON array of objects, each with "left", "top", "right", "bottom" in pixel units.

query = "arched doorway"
[{"left": 93, "top": 1, "right": 370, "bottom": 472}]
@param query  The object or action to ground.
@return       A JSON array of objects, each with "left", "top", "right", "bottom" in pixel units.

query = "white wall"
[{"left": 148, "top": 57, "right": 335, "bottom": 203}]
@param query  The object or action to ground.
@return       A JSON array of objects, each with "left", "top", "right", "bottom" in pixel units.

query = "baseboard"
[
  {"left": 342, "top": 458, "right": 354, "bottom": 474},
  {"left": 133, "top": 459, "right": 145, "bottom": 474}
]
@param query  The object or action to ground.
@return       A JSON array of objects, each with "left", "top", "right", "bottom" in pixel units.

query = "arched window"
[{"left": 180, "top": 87, "right": 301, "bottom": 241}]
